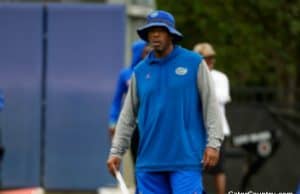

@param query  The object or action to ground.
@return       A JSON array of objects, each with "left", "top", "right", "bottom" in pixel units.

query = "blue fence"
[
  {"left": 0, "top": 3, "right": 125, "bottom": 190},
  {"left": 0, "top": 4, "right": 43, "bottom": 187}
]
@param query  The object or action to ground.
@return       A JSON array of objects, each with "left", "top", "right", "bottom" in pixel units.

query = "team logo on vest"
[
  {"left": 175, "top": 67, "right": 188, "bottom": 75},
  {"left": 145, "top": 73, "right": 151, "bottom": 79}
]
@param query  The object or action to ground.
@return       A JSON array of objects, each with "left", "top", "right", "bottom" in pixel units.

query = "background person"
[
  {"left": 194, "top": 42, "right": 231, "bottom": 194},
  {"left": 108, "top": 40, "right": 150, "bottom": 164}
]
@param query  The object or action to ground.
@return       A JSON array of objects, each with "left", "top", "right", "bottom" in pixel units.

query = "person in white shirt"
[{"left": 194, "top": 43, "right": 231, "bottom": 194}]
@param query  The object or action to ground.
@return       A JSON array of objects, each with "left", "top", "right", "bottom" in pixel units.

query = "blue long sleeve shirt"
[{"left": 108, "top": 40, "right": 146, "bottom": 128}]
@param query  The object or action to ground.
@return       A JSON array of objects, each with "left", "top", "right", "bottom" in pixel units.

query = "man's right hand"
[{"left": 107, "top": 156, "right": 121, "bottom": 177}]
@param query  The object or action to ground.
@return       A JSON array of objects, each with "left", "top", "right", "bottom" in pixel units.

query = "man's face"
[
  {"left": 204, "top": 56, "right": 215, "bottom": 70},
  {"left": 147, "top": 27, "right": 173, "bottom": 56}
]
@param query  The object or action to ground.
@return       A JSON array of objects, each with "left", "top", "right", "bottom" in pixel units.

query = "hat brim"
[{"left": 137, "top": 22, "right": 183, "bottom": 42}]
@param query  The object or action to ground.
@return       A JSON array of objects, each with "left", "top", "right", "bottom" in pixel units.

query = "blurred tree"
[{"left": 156, "top": 0, "right": 300, "bottom": 108}]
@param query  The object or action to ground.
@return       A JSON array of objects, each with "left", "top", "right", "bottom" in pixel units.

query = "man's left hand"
[{"left": 202, "top": 147, "right": 219, "bottom": 169}]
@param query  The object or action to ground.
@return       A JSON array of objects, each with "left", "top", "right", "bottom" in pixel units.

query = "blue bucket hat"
[{"left": 137, "top": 10, "right": 183, "bottom": 42}]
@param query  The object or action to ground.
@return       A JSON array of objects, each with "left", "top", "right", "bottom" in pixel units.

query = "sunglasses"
[{"left": 204, "top": 55, "right": 215, "bottom": 60}]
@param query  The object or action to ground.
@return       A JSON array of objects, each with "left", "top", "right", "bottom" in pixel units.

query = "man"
[
  {"left": 194, "top": 43, "right": 231, "bottom": 194},
  {"left": 108, "top": 40, "right": 150, "bottom": 163},
  {"left": 107, "top": 10, "right": 224, "bottom": 193}
]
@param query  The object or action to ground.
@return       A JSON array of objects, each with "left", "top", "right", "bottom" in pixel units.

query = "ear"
[
  {"left": 171, "top": 35, "right": 177, "bottom": 44},
  {"left": 168, "top": 33, "right": 174, "bottom": 42}
]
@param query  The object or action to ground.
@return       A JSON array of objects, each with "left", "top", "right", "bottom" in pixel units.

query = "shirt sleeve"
[
  {"left": 109, "top": 74, "right": 139, "bottom": 158},
  {"left": 214, "top": 72, "right": 231, "bottom": 105},
  {"left": 108, "top": 71, "right": 127, "bottom": 128},
  {"left": 197, "top": 61, "right": 224, "bottom": 149}
]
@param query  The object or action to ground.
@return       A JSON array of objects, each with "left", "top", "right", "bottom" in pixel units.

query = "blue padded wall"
[
  {"left": 0, "top": 4, "right": 43, "bottom": 187},
  {"left": 44, "top": 4, "right": 125, "bottom": 189}
]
